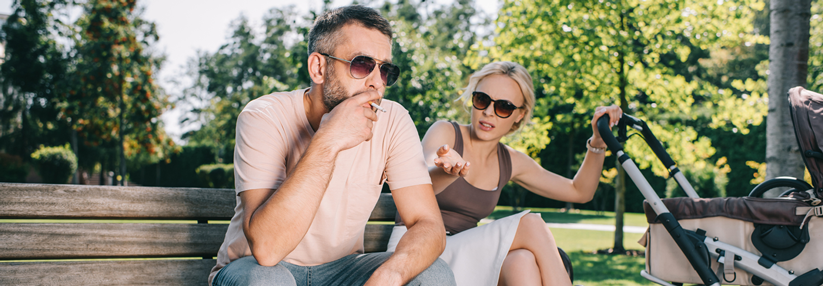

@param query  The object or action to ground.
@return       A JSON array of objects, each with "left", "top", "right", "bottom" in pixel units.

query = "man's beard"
[{"left": 322, "top": 65, "right": 348, "bottom": 111}]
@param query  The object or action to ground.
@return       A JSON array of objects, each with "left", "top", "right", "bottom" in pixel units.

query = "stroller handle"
[
  {"left": 596, "top": 113, "right": 721, "bottom": 286},
  {"left": 596, "top": 113, "right": 678, "bottom": 170},
  {"left": 596, "top": 114, "right": 623, "bottom": 152}
]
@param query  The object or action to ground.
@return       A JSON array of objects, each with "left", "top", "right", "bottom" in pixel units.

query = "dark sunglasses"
[
  {"left": 320, "top": 53, "right": 400, "bottom": 86},
  {"left": 472, "top": 91, "right": 523, "bottom": 118}
]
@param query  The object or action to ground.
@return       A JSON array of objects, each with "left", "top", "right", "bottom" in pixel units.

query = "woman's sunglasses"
[
  {"left": 472, "top": 91, "right": 523, "bottom": 118},
  {"left": 320, "top": 53, "right": 400, "bottom": 86}
]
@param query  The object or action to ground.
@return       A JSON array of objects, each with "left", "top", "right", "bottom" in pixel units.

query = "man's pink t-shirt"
[{"left": 209, "top": 89, "right": 431, "bottom": 284}]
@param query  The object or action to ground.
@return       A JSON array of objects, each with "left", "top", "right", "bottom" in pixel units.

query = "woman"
[{"left": 387, "top": 61, "right": 622, "bottom": 286}]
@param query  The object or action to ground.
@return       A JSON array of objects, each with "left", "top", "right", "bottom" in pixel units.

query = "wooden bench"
[{"left": 0, "top": 183, "right": 397, "bottom": 285}]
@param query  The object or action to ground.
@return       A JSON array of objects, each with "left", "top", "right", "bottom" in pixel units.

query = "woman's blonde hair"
[{"left": 457, "top": 61, "right": 535, "bottom": 133}]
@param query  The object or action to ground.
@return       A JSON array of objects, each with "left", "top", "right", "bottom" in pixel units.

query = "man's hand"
[
  {"left": 315, "top": 90, "right": 382, "bottom": 152},
  {"left": 432, "top": 144, "right": 470, "bottom": 177}
]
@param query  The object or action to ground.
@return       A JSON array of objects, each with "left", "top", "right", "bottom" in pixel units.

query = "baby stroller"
[{"left": 596, "top": 86, "right": 823, "bottom": 286}]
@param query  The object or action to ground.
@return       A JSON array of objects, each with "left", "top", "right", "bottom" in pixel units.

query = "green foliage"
[
  {"left": 130, "top": 145, "right": 223, "bottom": 187},
  {"left": 63, "top": 0, "right": 174, "bottom": 166},
  {"left": 30, "top": 144, "right": 78, "bottom": 184},
  {"left": 0, "top": 0, "right": 74, "bottom": 159},
  {"left": 178, "top": 6, "right": 311, "bottom": 149},
  {"left": 196, "top": 164, "right": 235, "bottom": 188},
  {"left": 810, "top": 0, "right": 823, "bottom": 92},
  {"left": 380, "top": 0, "right": 489, "bottom": 136},
  {"left": 0, "top": 153, "right": 29, "bottom": 182}
]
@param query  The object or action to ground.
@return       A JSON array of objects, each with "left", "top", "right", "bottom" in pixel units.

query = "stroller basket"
[
  {"left": 595, "top": 94, "right": 823, "bottom": 286},
  {"left": 641, "top": 197, "right": 823, "bottom": 285}
]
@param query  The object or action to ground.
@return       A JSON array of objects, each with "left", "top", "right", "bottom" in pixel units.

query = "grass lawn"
[
  {"left": 489, "top": 206, "right": 650, "bottom": 227},
  {"left": 488, "top": 207, "right": 653, "bottom": 286},
  {"left": 552, "top": 228, "right": 652, "bottom": 285}
]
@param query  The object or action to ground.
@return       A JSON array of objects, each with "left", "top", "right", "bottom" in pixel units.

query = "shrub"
[
  {"left": 31, "top": 144, "right": 78, "bottom": 184},
  {"left": 196, "top": 163, "right": 234, "bottom": 188},
  {"left": 0, "top": 153, "right": 29, "bottom": 182}
]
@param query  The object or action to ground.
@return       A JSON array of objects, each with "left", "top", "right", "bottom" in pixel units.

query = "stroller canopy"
[{"left": 788, "top": 86, "right": 823, "bottom": 197}]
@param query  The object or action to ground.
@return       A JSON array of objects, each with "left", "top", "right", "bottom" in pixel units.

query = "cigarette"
[{"left": 369, "top": 101, "right": 387, "bottom": 113}]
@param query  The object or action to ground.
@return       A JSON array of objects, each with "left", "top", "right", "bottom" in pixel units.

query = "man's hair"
[{"left": 307, "top": 5, "right": 393, "bottom": 56}]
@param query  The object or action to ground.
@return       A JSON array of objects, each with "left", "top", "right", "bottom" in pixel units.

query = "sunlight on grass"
[
  {"left": 490, "top": 206, "right": 650, "bottom": 227},
  {"left": 553, "top": 228, "right": 645, "bottom": 252},
  {"left": 554, "top": 229, "right": 652, "bottom": 285},
  {"left": 570, "top": 252, "right": 652, "bottom": 286}
]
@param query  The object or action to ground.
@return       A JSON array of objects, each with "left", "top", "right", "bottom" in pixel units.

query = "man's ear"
[{"left": 308, "top": 52, "right": 327, "bottom": 85}]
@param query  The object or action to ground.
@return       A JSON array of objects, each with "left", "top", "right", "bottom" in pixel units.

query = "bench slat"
[
  {"left": 0, "top": 259, "right": 215, "bottom": 286},
  {"left": 0, "top": 223, "right": 395, "bottom": 259},
  {"left": 0, "top": 223, "right": 228, "bottom": 260},
  {"left": 0, "top": 183, "right": 397, "bottom": 221},
  {"left": 0, "top": 183, "right": 236, "bottom": 220},
  {"left": 369, "top": 193, "right": 397, "bottom": 221},
  {"left": 364, "top": 224, "right": 394, "bottom": 253}
]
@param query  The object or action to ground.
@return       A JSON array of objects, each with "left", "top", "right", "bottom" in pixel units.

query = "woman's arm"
[
  {"left": 510, "top": 105, "right": 622, "bottom": 203},
  {"left": 422, "top": 120, "right": 470, "bottom": 194}
]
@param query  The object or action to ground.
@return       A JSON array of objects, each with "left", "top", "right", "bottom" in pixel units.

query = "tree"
[
  {"left": 65, "top": 0, "right": 172, "bottom": 185},
  {"left": 177, "top": 6, "right": 311, "bottom": 155},
  {"left": 379, "top": 0, "right": 491, "bottom": 136},
  {"left": 808, "top": 0, "right": 823, "bottom": 93},
  {"left": 471, "top": 0, "right": 767, "bottom": 253},
  {"left": 765, "top": 0, "right": 812, "bottom": 190},
  {"left": 0, "top": 0, "right": 73, "bottom": 162}
]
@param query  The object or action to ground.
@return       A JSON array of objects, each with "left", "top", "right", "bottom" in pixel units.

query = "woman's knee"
[
  {"left": 504, "top": 249, "right": 537, "bottom": 267},
  {"left": 406, "top": 258, "right": 456, "bottom": 286},
  {"left": 520, "top": 213, "right": 544, "bottom": 228},
  {"left": 523, "top": 214, "right": 556, "bottom": 236}
]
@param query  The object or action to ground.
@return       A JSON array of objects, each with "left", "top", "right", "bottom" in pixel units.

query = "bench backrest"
[{"left": 0, "top": 183, "right": 397, "bottom": 285}]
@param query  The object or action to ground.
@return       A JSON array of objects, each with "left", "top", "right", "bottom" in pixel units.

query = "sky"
[{"left": 0, "top": 0, "right": 500, "bottom": 143}]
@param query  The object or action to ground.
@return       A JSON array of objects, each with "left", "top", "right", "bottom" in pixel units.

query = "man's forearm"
[
  {"left": 369, "top": 218, "right": 446, "bottom": 285},
  {"left": 246, "top": 140, "right": 338, "bottom": 266}
]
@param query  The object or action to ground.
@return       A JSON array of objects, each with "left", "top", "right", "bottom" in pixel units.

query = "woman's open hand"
[{"left": 433, "top": 144, "right": 470, "bottom": 177}]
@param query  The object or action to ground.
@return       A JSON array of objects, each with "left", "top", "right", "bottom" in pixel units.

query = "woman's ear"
[
  {"left": 515, "top": 111, "right": 526, "bottom": 124},
  {"left": 307, "top": 52, "right": 327, "bottom": 85}
]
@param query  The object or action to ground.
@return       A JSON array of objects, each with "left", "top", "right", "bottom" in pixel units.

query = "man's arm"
[
  {"left": 367, "top": 183, "right": 446, "bottom": 285},
  {"left": 242, "top": 91, "right": 382, "bottom": 266}
]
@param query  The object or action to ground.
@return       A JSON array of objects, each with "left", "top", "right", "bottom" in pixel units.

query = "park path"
[{"left": 479, "top": 218, "right": 648, "bottom": 234}]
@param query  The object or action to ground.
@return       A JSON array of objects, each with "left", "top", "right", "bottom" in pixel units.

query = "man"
[{"left": 209, "top": 5, "right": 455, "bottom": 286}]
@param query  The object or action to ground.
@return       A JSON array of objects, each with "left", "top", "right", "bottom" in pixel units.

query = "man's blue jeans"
[{"left": 213, "top": 252, "right": 456, "bottom": 286}]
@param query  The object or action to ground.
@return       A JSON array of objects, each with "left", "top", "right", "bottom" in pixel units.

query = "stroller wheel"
[{"left": 748, "top": 177, "right": 813, "bottom": 198}]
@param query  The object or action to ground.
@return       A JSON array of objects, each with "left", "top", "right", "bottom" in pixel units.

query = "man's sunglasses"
[
  {"left": 320, "top": 53, "right": 400, "bottom": 86},
  {"left": 472, "top": 91, "right": 523, "bottom": 118}
]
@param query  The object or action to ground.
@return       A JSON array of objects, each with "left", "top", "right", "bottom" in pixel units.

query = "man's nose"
[{"left": 364, "top": 64, "right": 383, "bottom": 90}]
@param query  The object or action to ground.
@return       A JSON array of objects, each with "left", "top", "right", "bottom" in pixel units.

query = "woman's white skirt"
[{"left": 386, "top": 210, "right": 532, "bottom": 286}]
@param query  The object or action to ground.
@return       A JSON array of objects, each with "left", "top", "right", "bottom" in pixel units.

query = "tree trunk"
[
  {"left": 766, "top": 0, "right": 811, "bottom": 196},
  {"left": 613, "top": 162, "right": 626, "bottom": 253},
  {"left": 99, "top": 158, "right": 106, "bottom": 185},
  {"left": 612, "top": 9, "right": 628, "bottom": 253},
  {"left": 71, "top": 130, "right": 79, "bottom": 184},
  {"left": 118, "top": 72, "right": 127, "bottom": 186}
]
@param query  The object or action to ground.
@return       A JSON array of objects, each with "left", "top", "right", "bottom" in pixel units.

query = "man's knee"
[
  {"left": 406, "top": 258, "right": 456, "bottom": 286},
  {"left": 214, "top": 256, "right": 296, "bottom": 286}
]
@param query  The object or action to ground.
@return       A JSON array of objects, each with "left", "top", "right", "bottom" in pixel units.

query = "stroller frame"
[{"left": 596, "top": 113, "right": 823, "bottom": 286}]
